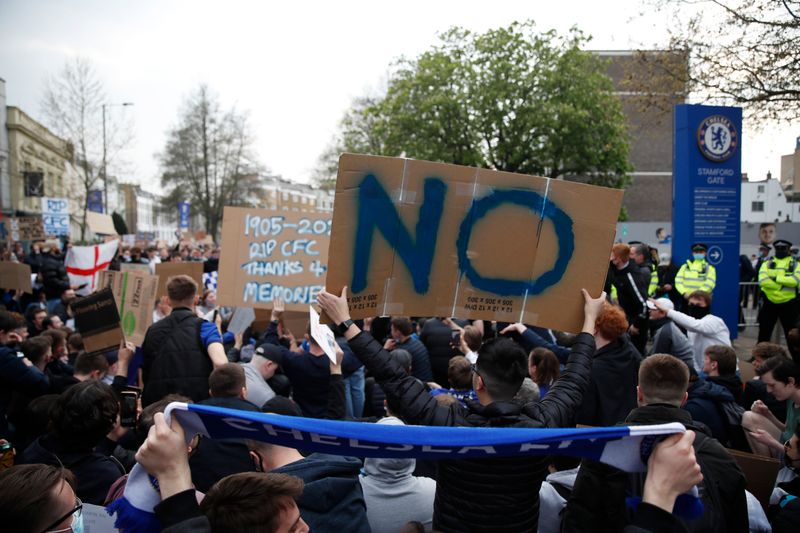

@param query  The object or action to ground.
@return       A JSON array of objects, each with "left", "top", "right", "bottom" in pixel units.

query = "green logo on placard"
[{"left": 122, "top": 311, "right": 136, "bottom": 336}]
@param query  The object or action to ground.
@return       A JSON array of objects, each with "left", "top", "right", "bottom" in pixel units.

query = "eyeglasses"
[
  {"left": 470, "top": 363, "right": 482, "bottom": 378},
  {"left": 42, "top": 497, "right": 82, "bottom": 533}
]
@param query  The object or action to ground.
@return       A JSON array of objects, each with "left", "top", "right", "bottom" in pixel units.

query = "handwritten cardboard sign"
[
  {"left": 310, "top": 306, "right": 337, "bottom": 364},
  {"left": 72, "top": 288, "right": 123, "bottom": 354},
  {"left": 216, "top": 207, "right": 331, "bottom": 312},
  {"left": 326, "top": 154, "right": 624, "bottom": 332},
  {"left": 8, "top": 217, "right": 46, "bottom": 241},
  {"left": 155, "top": 262, "right": 204, "bottom": 299},
  {"left": 41, "top": 197, "right": 70, "bottom": 236},
  {"left": 98, "top": 270, "right": 159, "bottom": 347},
  {"left": 0, "top": 261, "right": 33, "bottom": 293}
]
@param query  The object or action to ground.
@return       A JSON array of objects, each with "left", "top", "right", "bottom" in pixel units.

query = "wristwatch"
[{"left": 336, "top": 318, "right": 354, "bottom": 335}]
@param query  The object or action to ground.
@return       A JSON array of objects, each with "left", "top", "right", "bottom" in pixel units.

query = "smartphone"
[
  {"left": 120, "top": 388, "right": 140, "bottom": 428},
  {"left": 450, "top": 330, "right": 461, "bottom": 347}
]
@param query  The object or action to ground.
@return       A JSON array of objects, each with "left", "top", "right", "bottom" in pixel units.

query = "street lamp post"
[{"left": 102, "top": 102, "right": 133, "bottom": 213}]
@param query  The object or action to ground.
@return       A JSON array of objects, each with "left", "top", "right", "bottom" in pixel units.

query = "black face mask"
[
  {"left": 686, "top": 304, "right": 710, "bottom": 320},
  {"left": 775, "top": 248, "right": 790, "bottom": 259}
]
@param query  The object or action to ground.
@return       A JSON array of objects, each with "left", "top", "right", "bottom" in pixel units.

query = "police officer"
[
  {"left": 675, "top": 243, "right": 717, "bottom": 298},
  {"left": 757, "top": 239, "right": 800, "bottom": 344}
]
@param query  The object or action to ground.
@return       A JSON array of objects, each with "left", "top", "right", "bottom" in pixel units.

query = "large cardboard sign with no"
[
  {"left": 217, "top": 207, "right": 330, "bottom": 312},
  {"left": 98, "top": 270, "right": 159, "bottom": 347},
  {"left": 326, "top": 154, "right": 624, "bottom": 332},
  {"left": 155, "top": 262, "right": 204, "bottom": 299}
]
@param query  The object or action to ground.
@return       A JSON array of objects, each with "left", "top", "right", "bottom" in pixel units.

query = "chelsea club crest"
[{"left": 697, "top": 115, "right": 738, "bottom": 162}]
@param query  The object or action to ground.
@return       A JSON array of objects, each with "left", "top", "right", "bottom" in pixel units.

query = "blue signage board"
[
  {"left": 178, "top": 201, "right": 190, "bottom": 230},
  {"left": 673, "top": 104, "right": 742, "bottom": 338},
  {"left": 87, "top": 190, "right": 104, "bottom": 213}
]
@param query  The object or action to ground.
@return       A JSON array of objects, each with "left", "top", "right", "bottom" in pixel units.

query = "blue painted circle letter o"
[{"left": 456, "top": 189, "right": 575, "bottom": 296}]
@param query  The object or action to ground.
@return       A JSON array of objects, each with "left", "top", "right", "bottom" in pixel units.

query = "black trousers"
[{"left": 757, "top": 297, "right": 799, "bottom": 344}]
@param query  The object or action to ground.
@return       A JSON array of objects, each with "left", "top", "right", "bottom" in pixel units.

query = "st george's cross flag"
[{"left": 65, "top": 240, "right": 118, "bottom": 295}]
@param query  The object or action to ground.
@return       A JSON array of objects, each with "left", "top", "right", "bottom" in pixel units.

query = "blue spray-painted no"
[
  {"left": 352, "top": 175, "right": 447, "bottom": 293},
  {"left": 457, "top": 189, "right": 574, "bottom": 295},
  {"left": 352, "top": 175, "right": 575, "bottom": 297}
]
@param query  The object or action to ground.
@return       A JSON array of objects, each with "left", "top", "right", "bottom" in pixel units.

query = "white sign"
[
  {"left": 309, "top": 306, "right": 338, "bottom": 364},
  {"left": 41, "top": 197, "right": 70, "bottom": 236},
  {"left": 82, "top": 503, "right": 118, "bottom": 532},
  {"left": 227, "top": 307, "right": 256, "bottom": 335}
]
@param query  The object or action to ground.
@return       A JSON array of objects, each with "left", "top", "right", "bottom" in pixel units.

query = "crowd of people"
[{"left": 1, "top": 236, "right": 800, "bottom": 532}]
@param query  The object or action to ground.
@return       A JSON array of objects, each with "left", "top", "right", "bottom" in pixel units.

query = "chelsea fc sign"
[{"left": 697, "top": 114, "right": 738, "bottom": 162}]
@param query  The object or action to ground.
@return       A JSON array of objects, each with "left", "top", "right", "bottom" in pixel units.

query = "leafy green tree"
[
  {"left": 159, "top": 85, "right": 264, "bottom": 239},
  {"left": 317, "top": 22, "right": 632, "bottom": 189}
]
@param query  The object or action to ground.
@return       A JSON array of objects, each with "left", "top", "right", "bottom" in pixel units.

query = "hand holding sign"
[{"left": 309, "top": 306, "right": 339, "bottom": 365}]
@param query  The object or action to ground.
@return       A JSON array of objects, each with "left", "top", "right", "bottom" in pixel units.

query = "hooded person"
[
  {"left": 646, "top": 297, "right": 694, "bottom": 370},
  {"left": 359, "top": 417, "right": 436, "bottom": 532}
]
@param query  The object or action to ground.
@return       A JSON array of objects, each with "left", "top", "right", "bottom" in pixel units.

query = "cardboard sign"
[
  {"left": 326, "top": 154, "right": 624, "bottom": 332},
  {"left": 216, "top": 207, "right": 331, "bottom": 312},
  {"left": 72, "top": 288, "right": 123, "bottom": 354},
  {"left": 310, "top": 306, "right": 337, "bottom": 364},
  {"left": 156, "top": 262, "right": 204, "bottom": 299},
  {"left": 82, "top": 503, "right": 118, "bottom": 532},
  {"left": 87, "top": 211, "right": 118, "bottom": 235},
  {"left": 41, "top": 197, "right": 70, "bottom": 236},
  {"left": 121, "top": 263, "right": 151, "bottom": 274},
  {"left": 8, "top": 217, "right": 45, "bottom": 241},
  {"left": 98, "top": 270, "right": 159, "bottom": 347},
  {"left": 0, "top": 261, "right": 33, "bottom": 293},
  {"left": 227, "top": 307, "right": 256, "bottom": 335}
]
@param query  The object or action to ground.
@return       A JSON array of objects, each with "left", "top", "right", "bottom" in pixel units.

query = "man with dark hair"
[
  {"left": 141, "top": 274, "right": 227, "bottom": 406},
  {"left": 318, "top": 286, "right": 604, "bottom": 532},
  {"left": 73, "top": 352, "right": 109, "bottom": 382},
  {"left": 0, "top": 464, "right": 80, "bottom": 533},
  {"left": 742, "top": 357, "right": 800, "bottom": 458},
  {"left": 742, "top": 342, "right": 790, "bottom": 421},
  {"left": 40, "top": 239, "right": 73, "bottom": 314},
  {"left": 387, "top": 316, "right": 433, "bottom": 382},
  {"left": 646, "top": 297, "right": 694, "bottom": 370},
  {"left": 21, "top": 336, "right": 52, "bottom": 371},
  {"left": 703, "top": 344, "right": 744, "bottom": 403},
  {"left": 0, "top": 310, "right": 49, "bottom": 439},
  {"left": 563, "top": 354, "right": 748, "bottom": 532},
  {"left": 202, "top": 363, "right": 258, "bottom": 412},
  {"left": 630, "top": 242, "right": 658, "bottom": 297},
  {"left": 26, "top": 307, "right": 47, "bottom": 338},
  {"left": 20, "top": 381, "right": 125, "bottom": 504}
]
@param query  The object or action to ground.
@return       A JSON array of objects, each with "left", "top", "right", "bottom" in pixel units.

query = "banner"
[
  {"left": 65, "top": 240, "right": 119, "bottom": 296},
  {"left": 87, "top": 189, "right": 104, "bottom": 214},
  {"left": 41, "top": 197, "right": 70, "bottom": 236},
  {"left": 86, "top": 211, "right": 118, "bottom": 236},
  {"left": 326, "top": 154, "right": 623, "bottom": 332},
  {"left": 0, "top": 261, "right": 33, "bottom": 293},
  {"left": 178, "top": 201, "right": 190, "bottom": 230},
  {"left": 216, "top": 207, "right": 331, "bottom": 311},
  {"left": 166, "top": 402, "right": 684, "bottom": 471},
  {"left": 155, "top": 261, "right": 204, "bottom": 299},
  {"left": 98, "top": 270, "right": 159, "bottom": 347},
  {"left": 72, "top": 288, "right": 123, "bottom": 354}
]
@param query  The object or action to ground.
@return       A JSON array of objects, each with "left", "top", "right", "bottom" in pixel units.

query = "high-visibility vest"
[
  {"left": 758, "top": 256, "right": 800, "bottom": 304},
  {"left": 675, "top": 259, "right": 716, "bottom": 295}
]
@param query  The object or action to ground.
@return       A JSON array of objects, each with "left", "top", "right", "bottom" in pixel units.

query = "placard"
[
  {"left": 121, "top": 263, "right": 151, "bottom": 273},
  {"left": 87, "top": 211, "right": 118, "bottom": 235},
  {"left": 310, "top": 306, "right": 337, "bottom": 363},
  {"left": 216, "top": 207, "right": 330, "bottom": 312},
  {"left": 72, "top": 288, "right": 123, "bottom": 354},
  {"left": 326, "top": 154, "right": 624, "bottom": 332},
  {"left": 41, "top": 197, "right": 71, "bottom": 236},
  {"left": 8, "top": 217, "right": 45, "bottom": 241},
  {"left": 0, "top": 261, "right": 33, "bottom": 293},
  {"left": 98, "top": 270, "right": 159, "bottom": 347},
  {"left": 155, "top": 261, "right": 204, "bottom": 299}
]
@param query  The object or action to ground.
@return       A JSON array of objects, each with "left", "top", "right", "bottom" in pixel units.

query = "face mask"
[
  {"left": 782, "top": 452, "right": 800, "bottom": 472},
  {"left": 71, "top": 512, "right": 84, "bottom": 533},
  {"left": 775, "top": 248, "right": 789, "bottom": 259},
  {"left": 759, "top": 250, "right": 768, "bottom": 258},
  {"left": 686, "top": 304, "right": 710, "bottom": 320},
  {"left": 693, "top": 253, "right": 705, "bottom": 261}
]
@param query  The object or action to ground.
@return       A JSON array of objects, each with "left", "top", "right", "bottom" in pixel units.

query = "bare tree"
[
  {"left": 159, "top": 85, "right": 265, "bottom": 239},
  {"left": 638, "top": 0, "right": 800, "bottom": 122},
  {"left": 41, "top": 57, "right": 132, "bottom": 241}
]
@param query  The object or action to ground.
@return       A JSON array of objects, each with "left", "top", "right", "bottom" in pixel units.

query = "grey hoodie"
[{"left": 359, "top": 417, "right": 437, "bottom": 532}]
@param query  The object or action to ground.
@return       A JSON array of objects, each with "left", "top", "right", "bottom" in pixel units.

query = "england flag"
[{"left": 65, "top": 240, "right": 119, "bottom": 295}]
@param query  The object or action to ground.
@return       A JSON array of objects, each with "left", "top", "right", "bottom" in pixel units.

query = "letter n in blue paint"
[{"left": 352, "top": 174, "right": 447, "bottom": 293}]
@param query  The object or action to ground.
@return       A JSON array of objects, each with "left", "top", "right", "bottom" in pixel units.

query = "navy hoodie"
[
  {"left": 272, "top": 453, "right": 371, "bottom": 533},
  {"left": 683, "top": 378, "right": 736, "bottom": 445}
]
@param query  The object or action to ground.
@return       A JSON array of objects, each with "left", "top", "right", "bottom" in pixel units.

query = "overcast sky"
[{"left": 0, "top": 0, "right": 796, "bottom": 192}]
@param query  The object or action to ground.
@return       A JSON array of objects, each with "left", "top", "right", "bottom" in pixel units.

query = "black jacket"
[
  {"left": 141, "top": 308, "right": 212, "bottom": 406},
  {"left": 563, "top": 404, "right": 748, "bottom": 533},
  {"left": 606, "top": 260, "right": 650, "bottom": 328},
  {"left": 0, "top": 345, "right": 49, "bottom": 439},
  {"left": 575, "top": 336, "right": 641, "bottom": 427},
  {"left": 21, "top": 433, "right": 125, "bottom": 505},
  {"left": 396, "top": 336, "right": 433, "bottom": 382},
  {"left": 348, "top": 329, "right": 596, "bottom": 533},
  {"left": 419, "top": 318, "right": 460, "bottom": 386},
  {"left": 40, "top": 252, "right": 71, "bottom": 299}
]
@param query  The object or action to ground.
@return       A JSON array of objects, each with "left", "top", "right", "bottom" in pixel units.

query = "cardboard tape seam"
[{"left": 451, "top": 168, "right": 481, "bottom": 316}]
